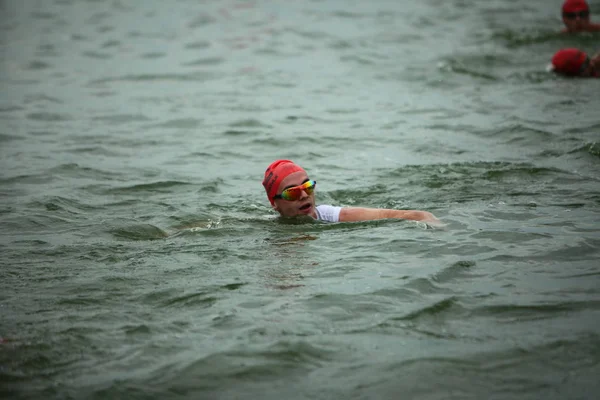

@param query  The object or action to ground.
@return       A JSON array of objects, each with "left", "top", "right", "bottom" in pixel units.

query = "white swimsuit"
[{"left": 315, "top": 205, "right": 342, "bottom": 223}]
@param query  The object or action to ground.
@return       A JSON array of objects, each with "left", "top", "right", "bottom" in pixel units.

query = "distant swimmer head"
[
  {"left": 551, "top": 48, "right": 589, "bottom": 76},
  {"left": 562, "top": 0, "right": 589, "bottom": 13},
  {"left": 262, "top": 160, "right": 306, "bottom": 205},
  {"left": 562, "top": 0, "right": 591, "bottom": 31}
]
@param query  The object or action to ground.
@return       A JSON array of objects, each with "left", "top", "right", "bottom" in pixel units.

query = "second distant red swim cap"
[
  {"left": 552, "top": 48, "right": 588, "bottom": 76},
  {"left": 562, "top": 0, "right": 589, "bottom": 13},
  {"left": 262, "top": 160, "right": 306, "bottom": 205}
]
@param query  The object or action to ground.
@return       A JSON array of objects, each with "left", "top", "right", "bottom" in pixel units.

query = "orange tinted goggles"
[
  {"left": 273, "top": 180, "right": 316, "bottom": 201},
  {"left": 563, "top": 10, "right": 589, "bottom": 19}
]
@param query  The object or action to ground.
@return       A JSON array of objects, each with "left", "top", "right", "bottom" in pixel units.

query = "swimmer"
[
  {"left": 561, "top": 0, "right": 600, "bottom": 33},
  {"left": 262, "top": 160, "right": 440, "bottom": 224},
  {"left": 551, "top": 48, "right": 600, "bottom": 77}
]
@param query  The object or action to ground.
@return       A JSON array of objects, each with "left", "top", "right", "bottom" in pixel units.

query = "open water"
[{"left": 1, "top": 0, "right": 599, "bottom": 399}]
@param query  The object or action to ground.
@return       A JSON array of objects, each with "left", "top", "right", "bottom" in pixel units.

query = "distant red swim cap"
[
  {"left": 552, "top": 48, "right": 588, "bottom": 76},
  {"left": 562, "top": 0, "right": 589, "bottom": 13},
  {"left": 262, "top": 160, "right": 306, "bottom": 205}
]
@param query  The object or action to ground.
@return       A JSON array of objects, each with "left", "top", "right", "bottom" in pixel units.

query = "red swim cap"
[
  {"left": 562, "top": 0, "right": 589, "bottom": 13},
  {"left": 262, "top": 160, "right": 306, "bottom": 205},
  {"left": 551, "top": 48, "right": 588, "bottom": 76}
]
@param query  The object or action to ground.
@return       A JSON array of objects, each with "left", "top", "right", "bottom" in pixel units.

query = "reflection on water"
[{"left": 263, "top": 233, "right": 320, "bottom": 289}]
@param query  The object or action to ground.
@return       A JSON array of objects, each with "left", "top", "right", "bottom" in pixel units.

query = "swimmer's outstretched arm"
[
  {"left": 562, "top": 22, "right": 600, "bottom": 32},
  {"left": 339, "top": 207, "right": 440, "bottom": 224}
]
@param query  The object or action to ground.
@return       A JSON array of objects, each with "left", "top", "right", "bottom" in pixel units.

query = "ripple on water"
[
  {"left": 140, "top": 340, "right": 338, "bottom": 394},
  {"left": 46, "top": 163, "right": 125, "bottom": 181},
  {"left": 187, "top": 13, "right": 217, "bottom": 28},
  {"left": 475, "top": 123, "right": 556, "bottom": 141},
  {"left": 471, "top": 300, "right": 600, "bottom": 322},
  {"left": 1, "top": 213, "right": 75, "bottom": 234},
  {"left": 109, "top": 224, "right": 169, "bottom": 241},
  {"left": 81, "top": 51, "right": 112, "bottom": 60},
  {"left": 222, "top": 129, "right": 259, "bottom": 136},
  {"left": 179, "top": 151, "right": 219, "bottom": 160},
  {"left": 228, "top": 118, "right": 272, "bottom": 128},
  {"left": 143, "top": 118, "right": 203, "bottom": 130},
  {"left": 136, "top": 286, "right": 217, "bottom": 308},
  {"left": 329, "top": 333, "right": 600, "bottom": 399},
  {"left": 438, "top": 58, "right": 499, "bottom": 81},
  {"left": 26, "top": 112, "right": 72, "bottom": 122},
  {"left": 431, "top": 260, "right": 480, "bottom": 284},
  {"left": 88, "top": 72, "right": 219, "bottom": 86},
  {"left": 24, "top": 94, "right": 63, "bottom": 104},
  {"left": 378, "top": 161, "right": 573, "bottom": 190},
  {"left": 490, "top": 29, "right": 563, "bottom": 49},
  {"left": 0, "top": 172, "right": 56, "bottom": 186},
  {"left": 105, "top": 180, "right": 192, "bottom": 194},
  {"left": 565, "top": 142, "right": 600, "bottom": 159},
  {"left": 564, "top": 122, "right": 600, "bottom": 135},
  {"left": 0, "top": 133, "right": 24, "bottom": 142},
  {"left": 24, "top": 60, "right": 52, "bottom": 70},
  {"left": 139, "top": 52, "right": 166, "bottom": 59},
  {"left": 0, "top": 104, "right": 26, "bottom": 113},
  {"left": 161, "top": 291, "right": 218, "bottom": 309},
  {"left": 91, "top": 114, "right": 151, "bottom": 125},
  {"left": 182, "top": 57, "right": 224, "bottom": 66},
  {"left": 28, "top": 196, "right": 98, "bottom": 215}
]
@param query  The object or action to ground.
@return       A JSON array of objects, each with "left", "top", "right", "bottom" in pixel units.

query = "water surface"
[{"left": 1, "top": 0, "right": 600, "bottom": 399}]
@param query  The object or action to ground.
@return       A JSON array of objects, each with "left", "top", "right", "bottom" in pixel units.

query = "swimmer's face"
[
  {"left": 581, "top": 53, "right": 600, "bottom": 77},
  {"left": 272, "top": 171, "right": 317, "bottom": 219},
  {"left": 562, "top": 9, "right": 591, "bottom": 31},
  {"left": 590, "top": 53, "right": 600, "bottom": 69}
]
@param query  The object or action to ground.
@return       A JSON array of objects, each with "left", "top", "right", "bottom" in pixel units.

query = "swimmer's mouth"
[{"left": 299, "top": 203, "right": 311, "bottom": 211}]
